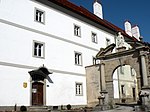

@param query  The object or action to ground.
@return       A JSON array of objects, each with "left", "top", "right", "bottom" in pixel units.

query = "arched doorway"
[{"left": 113, "top": 65, "right": 138, "bottom": 102}]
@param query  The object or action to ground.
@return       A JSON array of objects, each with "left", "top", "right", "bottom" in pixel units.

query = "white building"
[{"left": 0, "top": 0, "right": 138, "bottom": 108}]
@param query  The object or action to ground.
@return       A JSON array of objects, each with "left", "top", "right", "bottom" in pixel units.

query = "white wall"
[
  {"left": 0, "top": 0, "right": 116, "bottom": 106},
  {"left": 0, "top": 65, "right": 30, "bottom": 106},
  {"left": 46, "top": 73, "right": 87, "bottom": 105}
]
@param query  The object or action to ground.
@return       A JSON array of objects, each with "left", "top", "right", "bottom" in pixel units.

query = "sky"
[{"left": 69, "top": 0, "right": 150, "bottom": 43}]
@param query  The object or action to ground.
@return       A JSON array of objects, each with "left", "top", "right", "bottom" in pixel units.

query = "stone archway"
[{"left": 86, "top": 43, "right": 150, "bottom": 106}]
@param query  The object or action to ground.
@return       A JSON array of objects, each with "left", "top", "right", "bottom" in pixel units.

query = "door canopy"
[{"left": 29, "top": 67, "right": 53, "bottom": 83}]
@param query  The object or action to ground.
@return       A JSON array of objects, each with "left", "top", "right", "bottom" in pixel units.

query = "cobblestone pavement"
[{"left": 92, "top": 106, "right": 135, "bottom": 112}]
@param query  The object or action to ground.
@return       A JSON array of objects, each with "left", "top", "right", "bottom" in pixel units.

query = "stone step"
[{"left": 29, "top": 106, "right": 50, "bottom": 112}]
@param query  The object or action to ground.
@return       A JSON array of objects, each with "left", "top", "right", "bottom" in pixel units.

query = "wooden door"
[{"left": 32, "top": 82, "right": 43, "bottom": 106}]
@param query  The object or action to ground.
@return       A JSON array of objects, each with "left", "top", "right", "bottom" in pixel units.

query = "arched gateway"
[{"left": 86, "top": 43, "right": 150, "bottom": 107}]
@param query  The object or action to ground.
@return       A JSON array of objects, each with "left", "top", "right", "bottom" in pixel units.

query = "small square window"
[
  {"left": 106, "top": 38, "right": 111, "bottom": 46},
  {"left": 33, "top": 41, "right": 45, "bottom": 58},
  {"left": 75, "top": 52, "right": 82, "bottom": 66},
  {"left": 74, "top": 25, "right": 81, "bottom": 37},
  {"left": 92, "top": 32, "right": 97, "bottom": 43},
  {"left": 35, "top": 8, "right": 45, "bottom": 24},
  {"left": 75, "top": 83, "right": 83, "bottom": 96}
]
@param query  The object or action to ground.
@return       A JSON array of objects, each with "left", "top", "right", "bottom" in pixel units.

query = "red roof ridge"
[{"left": 47, "top": 0, "right": 137, "bottom": 41}]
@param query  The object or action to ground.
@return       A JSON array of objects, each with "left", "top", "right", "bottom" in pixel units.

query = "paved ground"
[{"left": 92, "top": 106, "right": 135, "bottom": 112}]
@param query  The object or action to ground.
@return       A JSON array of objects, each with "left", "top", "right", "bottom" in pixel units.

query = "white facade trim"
[{"left": 0, "top": 61, "right": 85, "bottom": 76}]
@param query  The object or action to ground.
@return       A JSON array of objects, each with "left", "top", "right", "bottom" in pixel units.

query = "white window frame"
[
  {"left": 106, "top": 38, "right": 111, "bottom": 46},
  {"left": 74, "top": 51, "right": 82, "bottom": 66},
  {"left": 75, "top": 82, "right": 83, "bottom": 96},
  {"left": 91, "top": 32, "right": 97, "bottom": 43},
  {"left": 74, "top": 24, "right": 81, "bottom": 37},
  {"left": 131, "top": 67, "right": 135, "bottom": 76},
  {"left": 33, "top": 40, "right": 45, "bottom": 58},
  {"left": 120, "top": 66, "right": 124, "bottom": 74},
  {"left": 35, "top": 8, "right": 45, "bottom": 24}
]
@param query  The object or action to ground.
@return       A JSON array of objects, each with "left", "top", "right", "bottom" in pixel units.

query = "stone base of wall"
[{"left": 0, "top": 105, "right": 87, "bottom": 112}]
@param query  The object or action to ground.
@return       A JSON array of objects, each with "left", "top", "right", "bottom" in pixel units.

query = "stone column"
[
  {"left": 99, "top": 62, "right": 109, "bottom": 105},
  {"left": 100, "top": 63, "right": 106, "bottom": 91},
  {"left": 140, "top": 53, "right": 148, "bottom": 87}
]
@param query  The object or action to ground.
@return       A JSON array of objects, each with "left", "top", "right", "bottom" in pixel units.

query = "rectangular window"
[
  {"left": 74, "top": 24, "right": 81, "bottom": 37},
  {"left": 75, "top": 83, "right": 83, "bottom": 96},
  {"left": 106, "top": 38, "right": 111, "bottom": 46},
  {"left": 131, "top": 67, "right": 134, "bottom": 76},
  {"left": 121, "top": 85, "right": 125, "bottom": 95},
  {"left": 35, "top": 8, "right": 45, "bottom": 24},
  {"left": 93, "top": 56, "right": 97, "bottom": 65},
  {"left": 120, "top": 66, "right": 124, "bottom": 74},
  {"left": 33, "top": 41, "right": 45, "bottom": 58},
  {"left": 91, "top": 32, "right": 97, "bottom": 43},
  {"left": 75, "top": 52, "right": 82, "bottom": 66}
]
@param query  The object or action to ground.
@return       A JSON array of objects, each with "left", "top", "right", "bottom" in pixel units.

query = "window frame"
[
  {"left": 74, "top": 51, "right": 83, "bottom": 66},
  {"left": 120, "top": 66, "right": 124, "bottom": 74},
  {"left": 121, "top": 85, "right": 125, "bottom": 95},
  {"left": 92, "top": 56, "right": 97, "bottom": 65},
  {"left": 91, "top": 32, "right": 98, "bottom": 43},
  {"left": 74, "top": 24, "right": 81, "bottom": 37},
  {"left": 33, "top": 40, "right": 45, "bottom": 58},
  {"left": 75, "top": 82, "right": 83, "bottom": 96},
  {"left": 106, "top": 38, "right": 111, "bottom": 46},
  {"left": 34, "top": 8, "right": 45, "bottom": 24}
]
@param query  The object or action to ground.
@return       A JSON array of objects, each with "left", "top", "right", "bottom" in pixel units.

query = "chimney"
[
  {"left": 124, "top": 20, "right": 132, "bottom": 37},
  {"left": 93, "top": 0, "right": 103, "bottom": 19},
  {"left": 132, "top": 25, "right": 140, "bottom": 41}
]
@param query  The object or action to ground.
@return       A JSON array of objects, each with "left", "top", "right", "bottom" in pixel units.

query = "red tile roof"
[{"left": 47, "top": 0, "right": 137, "bottom": 41}]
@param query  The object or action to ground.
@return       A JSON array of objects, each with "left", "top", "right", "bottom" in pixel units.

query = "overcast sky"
[{"left": 69, "top": 0, "right": 150, "bottom": 43}]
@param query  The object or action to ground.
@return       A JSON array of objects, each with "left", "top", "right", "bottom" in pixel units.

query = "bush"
[
  {"left": 66, "top": 104, "right": 71, "bottom": 110},
  {"left": 20, "top": 105, "right": 27, "bottom": 111}
]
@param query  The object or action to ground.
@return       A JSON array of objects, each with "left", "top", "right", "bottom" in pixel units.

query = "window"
[
  {"left": 91, "top": 32, "right": 97, "bottom": 43},
  {"left": 120, "top": 66, "right": 124, "bottom": 74},
  {"left": 93, "top": 57, "right": 97, "bottom": 65},
  {"left": 35, "top": 8, "right": 45, "bottom": 24},
  {"left": 75, "top": 83, "right": 83, "bottom": 96},
  {"left": 131, "top": 67, "right": 135, "bottom": 76},
  {"left": 106, "top": 38, "right": 111, "bottom": 46},
  {"left": 75, "top": 52, "right": 82, "bottom": 66},
  {"left": 74, "top": 24, "right": 81, "bottom": 37},
  {"left": 33, "top": 41, "right": 45, "bottom": 58},
  {"left": 121, "top": 85, "right": 125, "bottom": 95}
]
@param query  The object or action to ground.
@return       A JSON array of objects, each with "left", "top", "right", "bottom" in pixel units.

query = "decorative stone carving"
[{"left": 117, "top": 32, "right": 125, "bottom": 48}]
